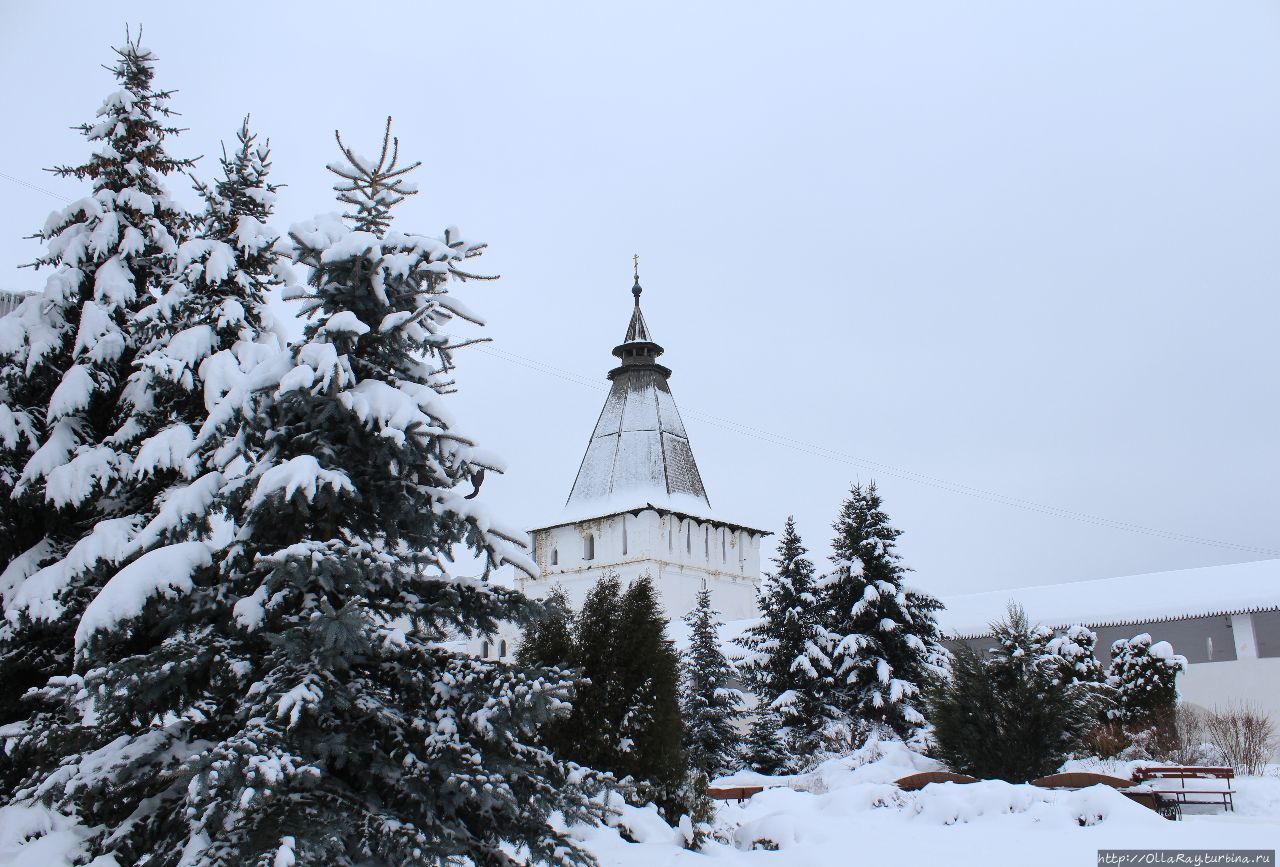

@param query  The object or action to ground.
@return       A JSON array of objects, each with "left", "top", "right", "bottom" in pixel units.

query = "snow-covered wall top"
[{"left": 938, "top": 558, "right": 1280, "bottom": 637}]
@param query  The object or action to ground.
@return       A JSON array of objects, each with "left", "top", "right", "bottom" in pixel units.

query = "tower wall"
[
  {"left": 466, "top": 275, "right": 772, "bottom": 663},
  {"left": 521, "top": 508, "right": 763, "bottom": 622}
]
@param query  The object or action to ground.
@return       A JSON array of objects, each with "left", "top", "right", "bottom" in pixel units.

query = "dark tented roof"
[
  {"left": 564, "top": 279, "right": 710, "bottom": 512},
  {"left": 565, "top": 366, "right": 709, "bottom": 508}
]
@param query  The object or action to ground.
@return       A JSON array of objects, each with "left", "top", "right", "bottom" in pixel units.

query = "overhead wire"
[
  {"left": 476, "top": 345, "right": 1279, "bottom": 558},
  {"left": 0, "top": 170, "right": 72, "bottom": 204},
  {"left": 5, "top": 167, "right": 1274, "bottom": 557}
]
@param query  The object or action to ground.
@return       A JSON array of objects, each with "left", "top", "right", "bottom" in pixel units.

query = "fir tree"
[
  {"left": 925, "top": 644, "right": 1005, "bottom": 778},
  {"left": 114, "top": 115, "right": 286, "bottom": 564},
  {"left": 1107, "top": 633, "right": 1186, "bottom": 727},
  {"left": 613, "top": 574, "right": 686, "bottom": 817},
  {"left": 1045, "top": 624, "right": 1105, "bottom": 688},
  {"left": 8, "top": 120, "right": 604, "bottom": 866},
  {"left": 521, "top": 573, "right": 688, "bottom": 819},
  {"left": 517, "top": 584, "right": 580, "bottom": 762},
  {"left": 558, "top": 574, "right": 625, "bottom": 772},
  {"left": 743, "top": 707, "right": 787, "bottom": 775},
  {"left": 0, "top": 34, "right": 196, "bottom": 776},
  {"left": 987, "top": 602, "right": 1054, "bottom": 688},
  {"left": 517, "top": 584, "right": 575, "bottom": 670},
  {"left": 1043, "top": 624, "right": 1114, "bottom": 725},
  {"left": 737, "top": 517, "right": 829, "bottom": 764},
  {"left": 680, "top": 587, "right": 745, "bottom": 778},
  {"left": 2, "top": 111, "right": 281, "bottom": 802},
  {"left": 819, "top": 482, "right": 947, "bottom": 742},
  {"left": 929, "top": 604, "right": 1101, "bottom": 782}
]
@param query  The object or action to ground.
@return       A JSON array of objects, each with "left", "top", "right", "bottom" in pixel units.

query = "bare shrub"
[
  {"left": 1148, "top": 705, "right": 1225, "bottom": 765},
  {"left": 1082, "top": 721, "right": 1130, "bottom": 759},
  {"left": 1203, "top": 702, "right": 1276, "bottom": 776},
  {"left": 1082, "top": 706, "right": 1225, "bottom": 765}
]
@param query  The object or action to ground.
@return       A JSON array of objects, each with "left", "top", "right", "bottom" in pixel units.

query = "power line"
[
  {"left": 0, "top": 171, "right": 73, "bottom": 204},
  {"left": 6, "top": 165, "right": 1273, "bottom": 557},
  {"left": 476, "top": 345, "right": 1280, "bottom": 558}
]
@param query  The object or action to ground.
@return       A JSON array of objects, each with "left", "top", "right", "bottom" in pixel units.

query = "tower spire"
[
  {"left": 622, "top": 255, "right": 653, "bottom": 345},
  {"left": 564, "top": 268, "right": 710, "bottom": 511}
]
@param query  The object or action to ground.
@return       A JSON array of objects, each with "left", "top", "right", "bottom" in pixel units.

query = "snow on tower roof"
[
  {"left": 562, "top": 273, "right": 711, "bottom": 517},
  {"left": 937, "top": 558, "right": 1280, "bottom": 638}
]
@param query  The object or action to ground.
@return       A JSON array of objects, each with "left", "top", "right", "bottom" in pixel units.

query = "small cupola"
[{"left": 609, "top": 263, "right": 670, "bottom": 380}]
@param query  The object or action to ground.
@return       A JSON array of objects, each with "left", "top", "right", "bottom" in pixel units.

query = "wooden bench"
[
  {"left": 894, "top": 771, "right": 978, "bottom": 791},
  {"left": 1030, "top": 772, "right": 1134, "bottom": 790},
  {"left": 707, "top": 785, "right": 764, "bottom": 804},
  {"left": 1031, "top": 772, "right": 1180, "bottom": 820},
  {"left": 1131, "top": 766, "right": 1235, "bottom": 812}
]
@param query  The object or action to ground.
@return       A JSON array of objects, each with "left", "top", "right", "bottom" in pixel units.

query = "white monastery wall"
[
  {"left": 1177, "top": 611, "right": 1280, "bottom": 752},
  {"left": 1178, "top": 658, "right": 1280, "bottom": 724}
]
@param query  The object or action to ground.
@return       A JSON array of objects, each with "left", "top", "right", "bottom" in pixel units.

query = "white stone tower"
[{"left": 517, "top": 268, "right": 769, "bottom": 623}]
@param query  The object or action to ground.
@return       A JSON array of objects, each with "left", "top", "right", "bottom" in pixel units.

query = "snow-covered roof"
[
  {"left": 545, "top": 490, "right": 769, "bottom": 534},
  {"left": 562, "top": 278, "right": 711, "bottom": 517},
  {"left": 0, "top": 290, "right": 31, "bottom": 317},
  {"left": 938, "top": 558, "right": 1280, "bottom": 638}
]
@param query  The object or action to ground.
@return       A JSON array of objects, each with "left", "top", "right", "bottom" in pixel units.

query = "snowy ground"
[
  {"left": 3, "top": 743, "right": 1277, "bottom": 865},
  {"left": 569, "top": 742, "right": 1280, "bottom": 867}
]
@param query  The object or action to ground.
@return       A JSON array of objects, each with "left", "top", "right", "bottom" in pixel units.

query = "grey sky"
[{"left": 2, "top": 1, "right": 1277, "bottom": 597}]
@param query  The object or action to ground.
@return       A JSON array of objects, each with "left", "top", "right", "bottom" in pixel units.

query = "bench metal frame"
[{"left": 1131, "top": 766, "right": 1235, "bottom": 812}]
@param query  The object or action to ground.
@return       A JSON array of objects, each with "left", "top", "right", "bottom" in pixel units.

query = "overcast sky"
[{"left": 2, "top": 2, "right": 1277, "bottom": 597}]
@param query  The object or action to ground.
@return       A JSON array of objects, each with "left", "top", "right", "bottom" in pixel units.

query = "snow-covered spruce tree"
[
  {"left": 818, "top": 482, "right": 947, "bottom": 742},
  {"left": 112, "top": 115, "right": 286, "bottom": 562},
  {"left": 0, "top": 35, "right": 196, "bottom": 758},
  {"left": 737, "top": 516, "right": 831, "bottom": 765},
  {"left": 929, "top": 604, "right": 1099, "bottom": 781},
  {"left": 743, "top": 706, "right": 787, "bottom": 775},
  {"left": 1, "top": 113, "right": 284, "bottom": 804},
  {"left": 1045, "top": 625, "right": 1105, "bottom": 688},
  {"left": 516, "top": 584, "right": 578, "bottom": 758},
  {"left": 680, "top": 587, "right": 745, "bottom": 778},
  {"left": 517, "top": 584, "right": 575, "bottom": 670},
  {"left": 1044, "top": 624, "right": 1113, "bottom": 725},
  {"left": 987, "top": 601, "right": 1054, "bottom": 682},
  {"left": 1107, "top": 633, "right": 1186, "bottom": 728},
  {"left": 12, "top": 121, "right": 605, "bottom": 865}
]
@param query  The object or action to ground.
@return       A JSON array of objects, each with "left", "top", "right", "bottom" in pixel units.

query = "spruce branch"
[{"left": 329, "top": 117, "right": 420, "bottom": 237}]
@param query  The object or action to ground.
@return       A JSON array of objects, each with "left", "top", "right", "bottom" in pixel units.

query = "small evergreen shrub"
[{"left": 929, "top": 605, "right": 1102, "bottom": 782}]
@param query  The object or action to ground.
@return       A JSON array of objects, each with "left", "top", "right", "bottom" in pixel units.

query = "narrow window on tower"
[
  {"left": 481, "top": 641, "right": 490, "bottom": 659},
  {"left": 551, "top": 548, "right": 558, "bottom": 566},
  {"left": 686, "top": 522, "right": 692, "bottom": 555},
  {"left": 499, "top": 640, "right": 508, "bottom": 658},
  {"left": 722, "top": 527, "right": 727, "bottom": 562},
  {"left": 622, "top": 516, "right": 628, "bottom": 556},
  {"left": 704, "top": 525, "right": 709, "bottom": 560},
  {"left": 584, "top": 534, "right": 595, "bottom": 561},
  {"left": 668, "top": 522, "right": 673, "bottom": 551}
]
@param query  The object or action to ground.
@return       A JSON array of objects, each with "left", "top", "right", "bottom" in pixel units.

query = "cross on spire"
[{"left": 632, "top": 253, "right": 642, "bottom": 302}]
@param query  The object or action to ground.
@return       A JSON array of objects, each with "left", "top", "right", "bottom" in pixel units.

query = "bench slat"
[{"left": 707, "top": 785, "right": 765, "bottom": 801}]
